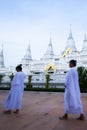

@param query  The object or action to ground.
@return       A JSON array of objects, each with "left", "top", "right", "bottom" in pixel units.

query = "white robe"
[
  {"left": 64, "top": 67, "right": 83, "bottom": 114},
  {"left": 5, "top": 72, "right": 25, "bottom": 111}
]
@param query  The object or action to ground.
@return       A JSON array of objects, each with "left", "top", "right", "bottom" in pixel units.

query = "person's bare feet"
[
  {"left": 77, "top": 114, "right": 85, "bottom": 121},
  {"left": 13, "top": 109, "right": 19, "bottom": 114},
  {"left": 59, "top": 114, "right": 68, "bottom": 120},
  {"left": 3, "top": 110, "right": 11, "bottom": 114}
]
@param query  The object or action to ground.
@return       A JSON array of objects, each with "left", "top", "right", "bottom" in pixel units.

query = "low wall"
[{"left": 0, "top": 82, "right": 64, "bottom": 88}]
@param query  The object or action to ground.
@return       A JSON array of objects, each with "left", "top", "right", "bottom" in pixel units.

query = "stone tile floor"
[{"left": 0, "top": 90, "right": 87, "bottom": 130}]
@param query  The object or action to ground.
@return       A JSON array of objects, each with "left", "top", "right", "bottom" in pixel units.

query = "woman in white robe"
[
  {"left": 60, "top": 60, "right": 85, "bottom": 120},
  {"left": 4, "top": 64, "right": 25, "bottom": 114}
]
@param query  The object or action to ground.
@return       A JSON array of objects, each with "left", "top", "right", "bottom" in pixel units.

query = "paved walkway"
[{"left": 0, "top": 91, "right": 87, "bottom": 130}]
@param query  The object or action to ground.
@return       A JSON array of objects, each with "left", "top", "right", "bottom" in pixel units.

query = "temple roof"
[{"left": 82, "top": 33, "right": 87, "bottom": 52}]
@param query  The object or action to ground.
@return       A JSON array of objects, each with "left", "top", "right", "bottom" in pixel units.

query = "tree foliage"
[{"left": 77, "top": 66, "right": 87, "bottom": 92}]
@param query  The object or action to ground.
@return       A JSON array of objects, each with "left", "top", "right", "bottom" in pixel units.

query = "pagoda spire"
[
  {"left": 27, "top": 44, "right": 31, "bottom": 53},
  {"left": 64, "top": 26, "right": 77, "bottom": 52},
  {"left": 1, "top": 44, "right": 4, "bottom": 55},
  {"left": 84, "top": 33, "right": 87, "bottom": 41},
  {"left": 0, "top": 44, "right": 4, "bottom": 68},
  {"left": 47, "top": 34, "right": 54, "bottom": 55},
  {"left": 41, "top": 35, "right": 54, "bottom": 60},
  {"left": 68, "top": 24, "right": 73, "bottom": 39},
  {"left": 49, "top": 32, "right": 52, "bottom": 44},
  {"left": 82, "top": 33, "right": 87, "bottom": 52},
  {"left": 23, "top": 43, "right": 32, "bottom": 61}
]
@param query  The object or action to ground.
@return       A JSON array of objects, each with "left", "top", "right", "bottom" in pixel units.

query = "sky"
[{"left": 0, "top": 0, "right": 87, "bottom": 66}]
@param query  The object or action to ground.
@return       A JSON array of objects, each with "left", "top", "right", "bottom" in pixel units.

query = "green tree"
[
  {"left": 45, "top": 74, "right": 50, "bottom": 89},
  {"left": 9, "top": 73, "right": 14, "bottom": 81},
  {"left": 27, "top": 75, "right": 32, "bottom": 88},
  {"left": 0, "top": 74, "right": 4, "bottom": 84},
  {"left": 77, "top": 66, "right": 87, "bottom": 92}
]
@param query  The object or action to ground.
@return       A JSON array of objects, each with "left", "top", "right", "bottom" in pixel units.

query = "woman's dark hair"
[
  {"left": 16, "top": 64, "right": 22, "bottom": 71},
  {"left": 69, "top": 60, "right": 77, "bottom": 66}
]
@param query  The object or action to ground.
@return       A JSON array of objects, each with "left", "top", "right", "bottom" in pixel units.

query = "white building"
[
  {"left": 0, "top": 29, "right": 87, "bottom": 84},
  {"left": 20, "top": 29, "right": 87, "bottom": 75}
]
